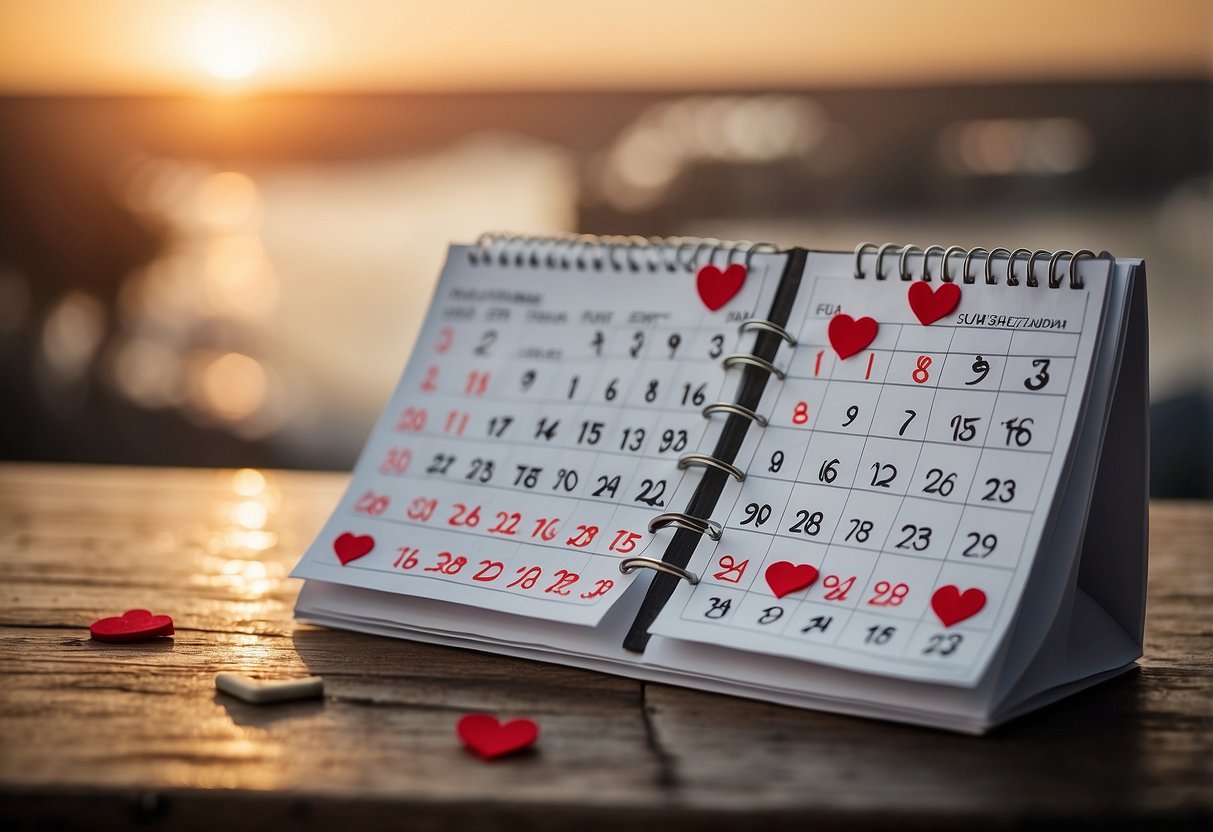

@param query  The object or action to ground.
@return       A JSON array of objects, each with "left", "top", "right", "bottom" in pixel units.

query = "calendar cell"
[
  {"left": 831, "top": 490, "right": 904, "bottom": 552},
  {"left": 702, "top": 530, "right": 774, "bottom": 591},
  {"left": 947, "top": 506, "right": 1030, "bottom": 569},
  {"left": 833, "top": 348, "right": 893, "bottom": 384},
  {"left": 725, "top": 478, "right": 795, "bottom": 532},
  {"left": 786, "top": 344, "right": 838, "bottom": 381},
  {"left": 668, "top": 361, "right": 728, "bottom": 413},
  {"left": 938, "top": 351, "right": 1006, "bottom": 392},
  {"left": 799, "top": 432, "right": 867, "bottom": 489},
  {"left": 622, "top": 457, "right": 685, "bottom": 513},
  {"left": 836, "top": 610, "right": 912, "bottom": 655},
  {"left": 771, "top": 378, "right": 829, "bottom": 430},
  {"left": 928, "top": 562, "right": 1014, "bottom": 631},
  {"left": 895, "top": 322, "right": 954, "bottom": 353},
  {"left": 562, "top": 498, "right": 626, "bottom": 555},
  {"left": 601, "top": 505, "right": 659, "bottom": 557},
  {"left": 549, "top": 362, "right": 606, "bottom": 405},
  {"left": 1008, "top": 331, "right": 1079, "bottom": 357},
  {"left": 949, "top": 327, "right": 1012, "bottom": 356},
  {"left": 987, "top": 393, "right": 1064, "bottom": 453},
  {"left": 1003, "top": 356, "right": 1075, "bottom": 397},
  {"left": 506, "top": 361, "right": 559, "bottom": 401},
  {"left": 580, "top": 454, "right": 640, "bottom": 505},
  {"left": 702, "top": 546, "right": 763, "bottom": 592},
  {"left": 805, "top": 547, "right": 879, "bottom": 610},
  {"left": 907, "top": 624, "right": 989, "bottom": 665},
  {"left": 885, "top": 498, "right": 964, "bottom": 559},
  {"left": 967, "top": 449, "right": 1048, "bottom": 511},
  {"left": 732, "top": 592, "right": 802, "bottom": 636},
  {"left": 856, "top": 553, "right": 939, "bottom": 620},
  {"left": 888, "top": 349, "right": 943, "bottom": 388},
  {"left": 783, "top": 602, "right": 851, "bottom": 646},
  {"left": 908, "top": 443, "right": 981, "bottom": 505},
  {"left": 778, "top": 482, "right": 850, "bottom": 542},
  {"left": 868, "top": 386, "right": 936, "bottom": 441},
  {"left": 752, "top": 427, "right": 811, "bottom": 481},
  {"left": 818, "top": 381, "right": 882, "bottom": 435},
  {"left": 609, "top": 411, "right": 662, "bottom": 456},
  {"left": 925, "top": 389, "right": 998, "bottom": 447},
  {"left": 688, "top": 326, "right": 737, "bottom": 365},
  {"left": 684, "top": 586, "right": 746, "bottom": 625},
  {"left": 855, "top": 437, "right": 924, "bottom": 496}
]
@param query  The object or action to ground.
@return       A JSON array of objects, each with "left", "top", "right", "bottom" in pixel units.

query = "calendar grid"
[{"left": 673, "top": 270, "right": 1097, "bottom": 667}]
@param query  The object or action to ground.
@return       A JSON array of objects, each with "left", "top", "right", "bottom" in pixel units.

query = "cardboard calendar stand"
[
  {"left": 994, "top": 260, "right": 1148, "bottom": 722},
  {"left": 293, "top": 238, "right": 1149, "bottom": 732}
]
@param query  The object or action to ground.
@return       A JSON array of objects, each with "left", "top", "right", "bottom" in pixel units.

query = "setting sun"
[{"left": 191, "top": 5, "right": 267, "bottom": 83}]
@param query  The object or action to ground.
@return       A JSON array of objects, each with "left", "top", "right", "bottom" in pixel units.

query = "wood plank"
[{"left": 0, "top": 463, "right": 1210, "bottom": 829}]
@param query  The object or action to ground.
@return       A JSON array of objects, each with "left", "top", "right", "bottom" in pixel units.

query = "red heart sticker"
[
  {"left": 696, "top": 263, "right": 746, "bottom": 311},
  {"left": 90, "top": 609, "right": 175, "bottom": 642},
  {"left": 764, "top": 561, "right": 820, "bottom": 599},
  {"left": 907, "top": 281, "right": 961, "bottom": 326},
  {"left": 457, "top": 714, "right": 539, "bottom": 761},
  {"left": 333, "top": 532, "right": 375, "bottom": 565},
  {"left": 828, "top": 314, "right": 878, "bottom": 360},
  {"left": 931, "top": 585, "right": 987, "bottom": 627}
]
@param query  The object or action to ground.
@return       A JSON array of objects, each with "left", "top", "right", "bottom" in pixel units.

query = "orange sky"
[{"left": 0, "top": 0, "right": 1209, "bottom": 94}]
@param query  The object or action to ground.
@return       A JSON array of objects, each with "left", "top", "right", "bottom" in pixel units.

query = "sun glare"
[{"left": 192, "top": 6, "right": 266, "bottom": 83}]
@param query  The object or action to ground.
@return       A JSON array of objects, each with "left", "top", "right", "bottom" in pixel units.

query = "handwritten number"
[
  {"left": 1025, "top": 358, "right": 1051, "bottom": 390},
  {"left": 473, "top": 329, "right": 497, "bottom": 356}
]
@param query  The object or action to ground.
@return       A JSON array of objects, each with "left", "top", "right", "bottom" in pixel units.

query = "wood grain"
[{"left": 0, "top": 463, "right": 1210, "bottom": 830}]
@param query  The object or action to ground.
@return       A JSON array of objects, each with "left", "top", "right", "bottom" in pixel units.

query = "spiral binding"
[
  {"left": 465, "top": 232, "right": 778, "bottom": 273},
  {"left": 626, "top": 300, "right": 796, "bottom": 584},
  {"left": 853, "top": 242, "right": 1101, "bottom": 289}
]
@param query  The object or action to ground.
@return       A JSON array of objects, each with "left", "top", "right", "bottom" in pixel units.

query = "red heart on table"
[
  {"left": 764, "top": 561, "right": 820, "bottom": 599},
  {"left": 90, "top": 609, "right": 174, "bottom": 642},
  {"left": 828, "top": 314, "right": 878, "bottom": 360},
  {"left": 907, "top": 281, "right": 961, "bottom": 326},
  {"left": 457, "top": 714, "right": 539, "bottom": 761},
  {"left": 333, "top": 532, "right": 375, "bottom": 565},
  {"left": 931, "top": 585, "right": 987, "bottom": 627},
  {"left": 696, "top": 263, "right": 746, "bottom": 311}
]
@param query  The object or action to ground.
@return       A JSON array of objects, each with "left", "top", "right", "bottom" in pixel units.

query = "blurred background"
[{"left": 0, "top": 0, "right": 1209, "bottom": 496}]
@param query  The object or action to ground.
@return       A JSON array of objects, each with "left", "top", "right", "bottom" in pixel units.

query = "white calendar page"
[
  {"left": 291, "top": 244, "right": 787, "bottom": 625},
  {"left": 651, "top": 251, "right": 1112, "bottom": 685}
]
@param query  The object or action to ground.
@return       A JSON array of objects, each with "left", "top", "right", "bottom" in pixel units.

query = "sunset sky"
[{"left": 0, "top": 0, "right": 1209, "bottom": 94}]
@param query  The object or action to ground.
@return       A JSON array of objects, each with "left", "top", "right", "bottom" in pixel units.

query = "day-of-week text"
[{"left": 956, "top": 313, "right": 1069, "bottom": 331}]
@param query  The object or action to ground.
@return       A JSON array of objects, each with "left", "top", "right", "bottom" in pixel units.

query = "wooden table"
[{"left": 1, "top": 464, "right": 1210, "bottom": 830}]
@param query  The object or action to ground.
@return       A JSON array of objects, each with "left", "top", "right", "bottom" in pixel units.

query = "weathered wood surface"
[{"left": 0, "top": 463, "right": 1210, "bottom": 830}]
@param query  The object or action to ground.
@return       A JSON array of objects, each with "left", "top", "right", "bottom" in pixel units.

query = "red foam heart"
[
  {"left": 828, "top": 314, "right": 878, "bottom": 360},
  {"left": 907, "top": 281, "right": 961, "bottom": 326},
  {"left": 696, "top": 263, "right": 746, "bottom": 311},
  {"left": 457, "top": 714, "right": 539, "bottom": 761},
  {"left": 764, "top": 561, "right": 820, "bottom": 599},
  {"left": 333, "top": 532, "right": 375, "bottom": 565},
  {"left": 90, "top": 609, "right": 174, "bottom": 642},
  {"left": 931, "top": 585, "right": 987, "bottom": 627}
]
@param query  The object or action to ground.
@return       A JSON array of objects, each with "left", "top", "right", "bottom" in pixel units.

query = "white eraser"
[{"left": 215, "top": 671, "right": 324, "bottom": 704}]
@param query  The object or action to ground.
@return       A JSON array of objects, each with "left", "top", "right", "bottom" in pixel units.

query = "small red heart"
[
  {"left": 90, "top": 609, "right": 174, "bottom": 642},
  {"left": 333, "top": 532, "right": 375, "bottom": 565},
  {"left": 828, "top": 314, "right": 878, "bottom": 360},
  {"left": 696, "top": 263, "right": 746, "bottom": 311},
  {"left": 907, "top": 281, "right": 961, "bottom": 326},
  {"left": 457, "top": 714, "right": 539, "bottom": 761},
  {"left": 931, "top": 585, "right": 987, "bottom": 627},
  {"left": 764, "top": 561, "right": 820, "bottom": 599}
]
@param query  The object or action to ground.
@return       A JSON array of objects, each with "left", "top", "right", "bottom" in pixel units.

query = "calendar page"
[
  {"left": 291, "top": 243, "right": 788, "bottom": 625},
  {"left": 650, "top": 251, "right": 1112, "bottom": 685}
]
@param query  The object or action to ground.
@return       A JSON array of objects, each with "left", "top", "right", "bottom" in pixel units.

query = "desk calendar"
[{"left": 293, "top": 235, "right": 1148, "bottom": 733}]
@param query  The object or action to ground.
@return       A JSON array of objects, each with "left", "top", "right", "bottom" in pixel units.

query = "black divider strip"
[{"left": 623, "top": 249, "right": 807, "bottom": 652}]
